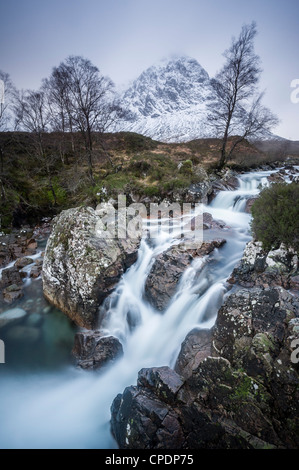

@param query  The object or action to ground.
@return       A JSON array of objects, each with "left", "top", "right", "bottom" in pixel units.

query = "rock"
[
  {"left": 111, "top": 367, "right": 185, "bottom": 449},
  {"left": 0, "top": 266, "right": 25, "bottom": 288},
  {"left": 25, "top": 239, "right": 38, "bottom": 254},
  {"left": 244, "top": 197, "right": 257, "bottom": 213},
  {"left": 202, "top": 212, "right": 228, "bottom": 230},
  {"left": 267, "top": 173, "right": 285, "bottom": 183},
  {"left": 72, "top": 330, "right": 123, "bottom": 370},
  {"left": 0, "top": 307, "right": 27, "bottom": 328},
  {"left": 174, "top": 328, "right": 212, "bottom": 379},
  {"left": 208, "top": 170, "right": 240, "bottom": 202},
  {"left": 2, "top": 284, "right": 24, "bottom": 303},
  {"left": 228, "top": 241, "right": 299, "bottom": 289},
  {"left": 42, "top": 206, "right": 141, "bottom": 329},
  {"left": 14, "top": 257, "right": 34, "bottom": 269},
  {"left": 30, "top": 265, "right": 42, "bottom": 279},
  {"left": 0, "top": 231, "right": 37, "bottom": 268},
  {"left": 110, "top": 285, "right": 299, "bottom": 449},
  {"left": 144, "top": 240, "right": 226, "bottom": 311}
]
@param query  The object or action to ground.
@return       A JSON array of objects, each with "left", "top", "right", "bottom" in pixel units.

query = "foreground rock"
[
  {"left": 111, "top": 285, "right": 299, "bottom": 449},
  {"left": 228, "top": 241, "right": 299, "bottom": 290},
  {"left": 72, "top": 330, "right": 123, "bottom": 370},
  {"left": 42, "top": 206, "right": 141, "bottom": 329},
  {"left": 144, "top": 239, "right": 226, "bottom": 311}
]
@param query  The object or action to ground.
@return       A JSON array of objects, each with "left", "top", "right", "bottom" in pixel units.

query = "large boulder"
[
  {"left": 42, "top": 206, "right": 141, "bottom": 329},
  {"left": 110, "top": 285, "right": 299, "bottom": 449},
  {"left": 144, "top": 239, "right": 226, "bottom": 312}
]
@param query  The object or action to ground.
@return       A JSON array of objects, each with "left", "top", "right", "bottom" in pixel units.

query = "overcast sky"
[{"left": 0, "top": 0, "right": 298, "bottom": 140}]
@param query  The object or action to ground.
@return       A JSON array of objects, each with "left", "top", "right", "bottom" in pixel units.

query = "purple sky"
[{"left": 0, "top": 0, "right": 298, "bottom": 139}]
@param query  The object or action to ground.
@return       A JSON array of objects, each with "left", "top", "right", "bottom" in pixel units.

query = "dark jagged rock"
[
  {"left": 2, "top": 284, "right": 24, "bottom": 303},
  {"left": 144, "top": 239, "right": 226, "bottom": 311},
  {"left": 0, "top": 266, "right": 25, "bottom": 288},
  {"left": 110, "top": 284, "right": 299, "bottom": 449},
  {"left": 72, "top": 330, "right": 123, "bottom": 370},
  {"left": 202, "top": 212, "right": 228, "bottom": 230},
  {"left": 14, "top": 257, "right": 34, "bottom": 269},
  {"left": 111, "top": 367, "right": 185, "bottom": 449},
  {"left": 174, "top": 328, "right": 212, "bottom": 379}
]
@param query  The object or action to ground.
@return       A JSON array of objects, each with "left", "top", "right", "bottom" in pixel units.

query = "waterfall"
[{"left": 0, "top": 167, "right": 291, "bottom": 449}]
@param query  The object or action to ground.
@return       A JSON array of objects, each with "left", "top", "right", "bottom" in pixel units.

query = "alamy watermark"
[
  {"left": 94, "top": 196, "right": 203, "bottom": 248},
  {"left": 0, "top": 339, "right": 5, "bottom": 364},
  {"left": 290, "top": 79, "right": 299, "bottom": 104},
  {"left": 291, "top": 339, "right": 299, "bottom": 364}
]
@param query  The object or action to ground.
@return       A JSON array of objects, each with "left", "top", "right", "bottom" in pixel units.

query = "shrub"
[
  {"left": 251, "top": 182, "right": 299, "bottom": 252},
  {"left": 179, "top": 159, "right": 193, "bottom": 176}
]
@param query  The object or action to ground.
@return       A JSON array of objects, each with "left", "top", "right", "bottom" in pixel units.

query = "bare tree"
[
  {"left": 208, "top": 22, "right": 278, "bottom": 169},
  {"left": 14, "top": 89, "right": 58, "bottom": 204},
  {"left": 0, "top": 71, "right": 17, "bottom": 202},
  {"left": 0, "top": 70, "right": 16, "bottom": 131},
  {"left": 49, "top": 56, "right": 117, "bottom": 183}
]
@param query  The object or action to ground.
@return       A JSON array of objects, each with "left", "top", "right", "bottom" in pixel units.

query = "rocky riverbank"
[{"left": 110, "top": 238, "right": 299, "bottom": 449}]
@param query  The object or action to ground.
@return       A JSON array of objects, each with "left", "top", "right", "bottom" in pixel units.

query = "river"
[{"left": 0, "top": 166, "right": 296, "bottom": 448}]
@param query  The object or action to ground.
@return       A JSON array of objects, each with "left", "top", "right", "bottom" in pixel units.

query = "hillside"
[{"left": 0, "top": 131, "right": 298, "bottom": 230}]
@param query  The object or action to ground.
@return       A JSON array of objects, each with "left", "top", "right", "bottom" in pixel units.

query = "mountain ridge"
[
  {"left": 116, "top": 56, "right": 216, "bottom": 142},
  {"left": 115, "top": 55, "right": 285, "bottom": 144}
]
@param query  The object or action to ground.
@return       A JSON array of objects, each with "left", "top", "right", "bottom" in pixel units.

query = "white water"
[{"left": 0, "top": 167, "right": 292, "bottom": 449}]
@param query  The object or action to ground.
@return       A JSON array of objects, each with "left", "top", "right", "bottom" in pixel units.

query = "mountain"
[{"left": 116, "top": 56, "right": 217, "bottom": 143}]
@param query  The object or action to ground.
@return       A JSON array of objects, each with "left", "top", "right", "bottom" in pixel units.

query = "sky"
[{"left": 0, "top": 0, "right": 298, "bottom": 140}]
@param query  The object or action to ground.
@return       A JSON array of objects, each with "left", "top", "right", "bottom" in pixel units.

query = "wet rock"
[
  {"left": 267, "top": 173, "right": 285, "bottom": 183},
  {"left": 202, "top": 212, "right": 228, "bottom": 230},
  {"left": 111, "top": 285, "right": 299, "bottom": 449},
  {"left": 111, "top": 368, "right": 185, "bottom": 449},
  {"left": 42, "top": 206, "right": 141, "bottom": 329},
  {"left": 0, "top": 307, "right": 27, "bottom": 328},
  {"left": 30, "top": 264, "right": 42, "bottom": 279},
  {"left": 144, "top": 240, "right": 226, "bottom": 311},
  {"left": 2, "top": 284, "right": 24, "bottom": 303},
  {"left": 208, "top": 170, "right": 239, "bottom": 202},
  {"left": 244, "top": 197, "right": 258, "bottom": 213},
  {"left": 14, "top": 257, "right": 34, "bottom": 269},
  {"left": 175, "top": 328, "right": 212, "bottom": 379},
  {"left": 0, "top": 266, "right": 25, "bottom": 288},
  {"left": 0, "top": 230, "right": 37, "bottom": 269},
  {"left": 72, "top": 330, "right": 123, "bottom": 370}
]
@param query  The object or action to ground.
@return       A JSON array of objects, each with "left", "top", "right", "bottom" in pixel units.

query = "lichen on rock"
[{"left": 42, "top": 206, "right": 141, "bottom": 329}]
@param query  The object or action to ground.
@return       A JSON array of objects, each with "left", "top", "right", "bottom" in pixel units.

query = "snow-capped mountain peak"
[{"left": 116, "top": 56, "right": 216, "bottom": 142}]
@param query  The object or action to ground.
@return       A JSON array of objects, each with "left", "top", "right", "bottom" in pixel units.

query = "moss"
[{"left": 252, "top": 333, "right": 276, "bottom": 355}]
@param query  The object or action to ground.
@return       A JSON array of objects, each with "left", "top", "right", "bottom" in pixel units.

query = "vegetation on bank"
[
  {"left": 251, "top": 182, "right": 299, "bottom": 252},
  {"left": 0, "top": 130, "right": 298, "bottom": 231}
]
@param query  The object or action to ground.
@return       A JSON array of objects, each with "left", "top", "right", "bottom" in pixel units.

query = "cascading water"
[{"left": 0, "top": 167, "right": 293, "bottom": 449}]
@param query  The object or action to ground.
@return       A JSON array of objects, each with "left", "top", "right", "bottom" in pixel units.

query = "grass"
[{"left": 1, "top": 130, "right": 298, "bottom": 230}]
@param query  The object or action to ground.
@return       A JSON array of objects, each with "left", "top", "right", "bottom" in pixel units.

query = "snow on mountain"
[{"left": 115, "top": 56, "right": 217, "bottom": 143}]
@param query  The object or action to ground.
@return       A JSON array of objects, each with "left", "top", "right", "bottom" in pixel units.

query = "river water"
[{"left": 0, "top": 167, "right": 295, "bottom": 449}]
